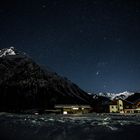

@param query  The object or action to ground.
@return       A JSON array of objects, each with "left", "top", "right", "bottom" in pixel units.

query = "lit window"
[{"left": 72, "top": 107, "right": 79, "bottom": 110}]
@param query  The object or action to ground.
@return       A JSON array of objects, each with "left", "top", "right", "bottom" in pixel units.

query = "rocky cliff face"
[{"left": 0, "top": 47, "right": 92, "bottom": 112}]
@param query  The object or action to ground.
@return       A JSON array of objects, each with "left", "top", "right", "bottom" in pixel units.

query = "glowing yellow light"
[{"left": 72, "top": 107, "right": 79, "bottom": 110}]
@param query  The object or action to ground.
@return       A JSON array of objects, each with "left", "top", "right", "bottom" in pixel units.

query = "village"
[
  {"left": 43, "top": 98, "right": 140, "bottom": 115},
  {"left": 109, "top": 98, "right": 140, "bottom": 113}
]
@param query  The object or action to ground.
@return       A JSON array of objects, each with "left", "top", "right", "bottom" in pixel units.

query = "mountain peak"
[
  {"left": 0, "top": 48, "right": 92, "bottom": 112},
  {"left": 98, "top": 91, "right": 134, "bottom": 100},
  {"left": 0, "top": 47, "right": 17, "bottom": 57}
]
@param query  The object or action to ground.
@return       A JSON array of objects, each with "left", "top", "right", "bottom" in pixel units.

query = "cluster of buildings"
[
  {"left": 109, "top": 99, "right": 140, "bottom": 113},
  {"left": 50, "top": 99, "right": 140, "bottom": 115},
  {"left": 54, "top": 105, "right": 92, "bottom": 115}
]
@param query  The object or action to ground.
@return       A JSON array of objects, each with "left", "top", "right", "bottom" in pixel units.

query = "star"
[{"left": 96, "top": 71, "right": 99, "bottom": 76}]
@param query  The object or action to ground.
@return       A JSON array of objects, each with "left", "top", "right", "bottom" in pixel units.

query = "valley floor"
[{"left": 0, "top": 113, "right": 140, "bottom": 140}]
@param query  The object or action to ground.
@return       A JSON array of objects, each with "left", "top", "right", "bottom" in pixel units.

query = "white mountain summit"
[
  {"left": 98, "top": 91, "right": 134, "bottom": 100},
  {"left": 0, "top": 47, "right": 16, "bottom": 57}
]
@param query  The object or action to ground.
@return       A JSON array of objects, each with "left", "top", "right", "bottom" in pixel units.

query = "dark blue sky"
[{"left": 0, "top": 0, "right": 140, "bottom": 93}]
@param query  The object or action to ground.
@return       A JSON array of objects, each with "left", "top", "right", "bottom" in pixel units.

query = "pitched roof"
[{"left": 109, "top": 99, "right": 134, "bottom": 105}]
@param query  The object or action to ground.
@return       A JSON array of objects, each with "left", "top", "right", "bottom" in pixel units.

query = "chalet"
[
  {"left": 55, "top": 105, "right": 92, "bottom": 115},
  {"left": 133, "top": 99, "right": 140, "bottom": 113},
  {"left": 109, "top": 99, "right": 124, "bottom": 113},
  {"left": 109, "top": 98, "right": 140, "bottom": 114},
  {"left": 135, "top": 99, "right": 140, "bottom": 108},
  {"left": 123, "top": 100, "right": 135, "bottom": 113}
]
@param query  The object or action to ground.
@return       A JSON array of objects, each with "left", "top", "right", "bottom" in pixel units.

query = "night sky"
[{"left": 0, "top": 0, "right": 140, "bottom": 93}]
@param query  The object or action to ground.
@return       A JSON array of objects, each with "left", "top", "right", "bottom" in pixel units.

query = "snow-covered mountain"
[
  {"left": 0, "top": 47, "right": 92, "bottom": 112},
  {"left": 0, "top": 47, "right": 17, "bottom": 57},
  {"left": 90, "top": 91, "right": 134, "bottom": 100},
  {"left": 98, "top": 91, "right": 134, "bottom": 100}
]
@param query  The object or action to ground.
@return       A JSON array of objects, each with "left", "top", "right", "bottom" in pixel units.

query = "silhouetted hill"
[
  {"left": 0, "top": 47, "right": 92, "bottom": 112},
  {"left": 126, "top": 93, "right": 140, "bottom": 102},
  {"left": 92, "top": 94, "right": 111, "bottom": 112}
]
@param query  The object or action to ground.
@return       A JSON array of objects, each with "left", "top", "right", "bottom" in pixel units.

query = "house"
[
  {"left": 109, "top": 98, "right": 140, "bottom": 114},
  {"left": 123, "top": 100, "right": 135, "bottom": 113},
  {"left": 109, "top": 99, "right": 124, "bottom": 113},
  {"left": 55, "top": 104, "right": 92, "bottom": 115},
  {"left": 133, "top": 99, "right": 140, "bottom": 113},
  {"left": 135, "top": 99, "right": 140, "bottom": 108},
  {"left": 123, "top": 99, "right": 140, "bottom": 113}
]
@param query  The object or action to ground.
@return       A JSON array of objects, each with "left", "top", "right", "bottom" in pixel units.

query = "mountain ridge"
[
  {"left": 89, "top": 91, "right": 135, "bottom": 100},
  {"left": 0, "top": 47, "right": 92, "bottom": 112}
]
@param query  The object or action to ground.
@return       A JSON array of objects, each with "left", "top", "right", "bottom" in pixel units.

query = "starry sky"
[{"left": 0, "top": 0, "right": 140, "bottom": 93}]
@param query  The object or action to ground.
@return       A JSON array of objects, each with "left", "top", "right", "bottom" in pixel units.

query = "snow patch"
[
  {"left": 107, "top": 126, "right": 118, "bottom": 131},
  {"left": 0, "top": 47, "right": 16, "bottom": 57},
  {"left": 97, "top": 91, "right": 134, "bottom": 100}
]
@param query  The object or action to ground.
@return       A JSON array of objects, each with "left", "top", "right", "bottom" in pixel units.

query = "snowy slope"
[
  {"left": 0, "top": 47, "right": 17, "bottom": 57},
  {"left": 0, "top": 47, "right": 92, "bottom": 112},
  {"left": 98, "top": 91, "right": 134, "bottom": 100},
  {"left": 90, "top": 91, "right": 134, "bottom": 100}
]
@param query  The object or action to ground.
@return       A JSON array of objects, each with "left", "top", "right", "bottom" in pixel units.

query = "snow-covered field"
[{"left": 0, "top": 113, "right": 140, "bottom": 140}]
